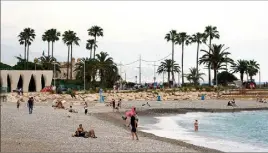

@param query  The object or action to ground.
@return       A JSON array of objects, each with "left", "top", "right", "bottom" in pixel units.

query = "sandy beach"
[{"left": 1, "top": 99, "right": 268, "bottom": 152}]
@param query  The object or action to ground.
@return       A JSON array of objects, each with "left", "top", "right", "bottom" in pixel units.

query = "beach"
[{"left": 1, "top": 98, "right": 268, "bottom": 152}]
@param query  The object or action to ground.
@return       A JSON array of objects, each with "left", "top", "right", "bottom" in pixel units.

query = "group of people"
[
  {"left": 16, "top": 97, "right": 35, "bottom": 114},
  {"left": 257, "top": 98, "right": 267, "bottom": 103},
  {"left": 110, "top": 99, "right": 122, "bottom": 112},
  {"left": 227, "top": 99, "right": 237, "bottom": 107},
  {"left": 72, "top": 124, "right": 97, "bottom": 138}
]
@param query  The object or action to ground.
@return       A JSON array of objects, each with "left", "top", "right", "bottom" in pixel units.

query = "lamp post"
[
  {"left": 52, "top": 61, "right": 58, "bottom": 88},
  {"left": 259, "top": 68, "right": 261, "bottom": 88},
  {"left": 84, "top": 61, "right": 86, "bottom": 91}
]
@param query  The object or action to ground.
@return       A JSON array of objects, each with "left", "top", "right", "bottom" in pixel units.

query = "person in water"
[
  {"left": 194, "top": 120, "right": 198, "bottom": 131},
  {"left": 128, "top": 115, "right": 139, "bottom": 140}
]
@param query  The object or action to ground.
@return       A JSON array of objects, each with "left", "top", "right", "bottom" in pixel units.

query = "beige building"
[
  {"left": 0, "top": 70, "right": 53, "bottom": 92},
  {"left": 57, "top": 58, "right": 81, "bottom": 80}
]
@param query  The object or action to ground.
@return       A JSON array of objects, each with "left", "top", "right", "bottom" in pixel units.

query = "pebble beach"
[{"left": 1, "top": 98, "right": 268, "bottom": 152}]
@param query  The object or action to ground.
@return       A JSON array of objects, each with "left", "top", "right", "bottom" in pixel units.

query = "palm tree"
[
  {"left": 247, "top": 60, "right": 260, "bottom": 81},
  {"left": 88, "top": 26, "right": 103, "bottom": 59},
  {"left": 38, "top": 54, "right": 60, "bottom": 72},
  {"left": 157, "top": 59, "right": 180, "bottom": 86},
  {"left": 62, "top": 30, "right": 72, "bottom": 80},
  {"left": 186, "top": 67, "right": 205, "bottom": 85},
  {"left": 49, "top": 29, "right": 61, "bottom": 59},
  {"left": 96, "top": 52, "right": 116, "bottom": 86},
  {"left": 199, "top": 44, "right": 233, "bottom": 85},
  {"left": 176, "top": 32, "right": 191, "bottom": 85},
  {"left": 231, "top": 59, "right": 248, "bottom": 82},
  {"left": 164, "top": 30, "right": 178, "bottom": 84},
  {"left": 86, "top": 39, "right": 97, "bottom": 59},
  {"left": 203, "top": 25, "right": 220, "bottom": 86},
  {"left": 42, "top": 30, "right": 51, "bottom": 56},
  {"left": 69, "top": 31, "right": 80, "bottom": 80},
  {"left": 18, "top": 28, "right": 36, "bottom": 69},
  {"left": 189, "top": 32, "right": 205, "bottom": 74},
  {"left": 34, "top": 58, "right": 39, "bottom": 70}
]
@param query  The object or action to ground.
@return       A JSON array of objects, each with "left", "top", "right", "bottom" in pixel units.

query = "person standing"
[
  {"left": 194, "top": 120, "right": 198, "bottom": 131},
  {"left": 112, "top": 99, "right": 116, "bottom": 112},
  {"left": 84, "top": 102, "right": 88, "bottom": 115},
  {"left": 128, "top": 115, "right": 139, "bottom": 140},
  {"left": 27, "top": 97, "right": 34, "bottom": 114}
]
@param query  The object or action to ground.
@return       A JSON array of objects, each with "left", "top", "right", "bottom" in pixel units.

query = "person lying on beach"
[
  {"left": 68, "top": 106, "right": 78, "bottom": 113},
  {"left": 227, "top": 101, "right": 233, "bottom": 106},
  {"left": 128, "top": 115, "right": 139, "bottom": 140},
  {"left": 231, "top": 99, "right": 237, "bottom": 107},
  {"left": 259, "top": 98, "right": 267, "bottom": 103},
  {"left": 84, "top": 129, "right": 97, "bottom": 138}
]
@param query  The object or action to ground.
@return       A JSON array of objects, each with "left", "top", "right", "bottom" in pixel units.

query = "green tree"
[
  {"left": 199, "top": 44, "right": 233, "bottom": 85},
  {"left": 176, "top": 32, "right": 191, "bottom": 85},
  {"left": 88, "top": 26, "right": 103, "bottom": 59},
  {"left": 96, "top": 52, "right": 114, "bottom": 86},
  {"left": 157, "top": 59, "right": 180, "bottom": 86},
  {"left": 18, "top": 28, "right": 36, "bottom": 69},
  {"left": 215, "top": 71, "right": 238, "bottom": 86},
  {"left": 165, "top": 30, "right": 178, "bottom": 84},
  {"left": 231, "top": 59, "right": 248, "bottom": 82},
  {"left": 86, "top": 39, "right": 97, "bottom": 59},
  {"left": 49, "top": 29, "right": 61, "bottom": 59},
  {"left": 203, "top": 25, "right": 220, "bottom": 86},
  {"left": 189, "top": 32, "right": 206, "bottom": 74},
  {"left": 62, "top": 30, "right": 80, "bottom": 80},
  {"left": 247, "top": 60, "right": 260, "bottom": 81},
  {"left": 186, "top": 67, "right": 205, "bottom": 85},
  {"left": 38, "top": 54, "right": 60, "bottom": 72},
  {"left": 42, "top": 30, "right": 51, "bottom": 56}
]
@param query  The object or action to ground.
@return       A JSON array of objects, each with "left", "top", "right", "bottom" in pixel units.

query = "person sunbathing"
[
  {"left": 86, "top": 129, "right": 97, "bottom": 138},
  {"left": 72, "top": 124, "right": 85, "bottom": 137},
  {"left": 68, "top": 106, "right": 78, "bottom": 113}
]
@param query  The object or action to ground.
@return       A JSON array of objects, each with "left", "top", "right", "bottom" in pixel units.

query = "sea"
[{"left": 139, "top": 111, "right": 268, "bottom": 152}]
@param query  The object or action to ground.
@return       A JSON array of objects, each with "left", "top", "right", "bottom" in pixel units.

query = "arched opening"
[
  {"left": 41, "top": 74, "right": 45, "bottom": 89},
  {"left": 17, "top": 75, "right": 23, "bottom": 90},
  {"left": 7, "top": 75, "right": 11, "bottom": 92},
  {"left": 28, "top": 75, "right": 36, "bottom": 92}
]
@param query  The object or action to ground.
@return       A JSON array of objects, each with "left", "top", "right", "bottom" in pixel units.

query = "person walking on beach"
[
  {"left": 112, "top": 99, "right": 116, "bottom": 112},
  {"left": 128, "top": 115, "right": 139, "bottom": 140},
  {"left": 17, "top": 98, "right": 22, "bottom": 110},
  {"left": 27, "top": 97, "right": 34, "bottom": 114},
  {"left": 84, "top": 102, "right": 88, "bottom": 115},
  {"left": 194, "top": 120, "right": 198, "bottom": 131}
]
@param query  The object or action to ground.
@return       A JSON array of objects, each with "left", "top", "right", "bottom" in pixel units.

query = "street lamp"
[
  {"left": 52, "top": 61, "right": 58, "bottom": 88},
  {"left": 84, "top": 61, "right": 86, "bottom": 91}
]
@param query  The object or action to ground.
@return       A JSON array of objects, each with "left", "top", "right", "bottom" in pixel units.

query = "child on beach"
[
  {"left": 194, "top": 120, "right": 198, "bottom": 131},
  {"left": 16, "top": 98, "right": 22, "bottom": 110},
  {"left": 84, "top": 102, "right": 88, "bottom": 115}
]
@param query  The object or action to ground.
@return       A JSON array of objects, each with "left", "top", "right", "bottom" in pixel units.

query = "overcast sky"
[{"left": 1, "top": 1, "right": 268, "bottom": 83}]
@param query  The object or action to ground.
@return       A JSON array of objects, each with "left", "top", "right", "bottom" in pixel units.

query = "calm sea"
[{"left": 139, "top": 111, "right": 268, "bottom": 152}]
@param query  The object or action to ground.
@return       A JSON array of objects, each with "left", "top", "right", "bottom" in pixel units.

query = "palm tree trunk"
[
  {"left": 24, "top": 43, "right": 27, "bottom": 70},
  {"left": 70, "top": 43, "right": 73, "bottom": 80},
  {"left": 48, "top": 41, "right": 50, "bottom": 56},
  {"left": 168, "top": 72, "right": 170, "bottom": 84},
  {"left": 27, "top": 44, "right": 29, "bottom": 69},
  {"left": 240, "top": 73, "right": 244, "bottom": 82},
  {"left": 90, "top": 49, "right": 92, "bottom": 59},
  {"left": 214, "top": 69, "right": 217, "bottom": 85},
  {"left": 196, "top": 42, "right": 200, "bottom": 74},
  {"left": 208, "top": 37, "right": 212, "bottom": 86},
  {"left": 181, "top": 43, "right": 184, "bottom": 85},
  {"left": 171, "top": 42, "right": 174, "bottom": 86},
  {"left": 52, "top": 42, "right": 54, "bottom": 59},
  {"left": 67, "top": 45, "right": 70, "bottom": 80},
  {"left": 93, "top": 37, "right": 97, "bottom": 59}
]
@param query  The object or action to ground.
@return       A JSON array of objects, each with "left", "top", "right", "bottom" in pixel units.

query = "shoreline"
[{"left": 93, "top": 107, "right": 268, "bottom": 153}]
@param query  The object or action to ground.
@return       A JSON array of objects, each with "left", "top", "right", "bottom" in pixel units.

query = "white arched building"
[{"left": 0, "top": 70, "right": 53, "bottom": 92}]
